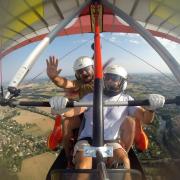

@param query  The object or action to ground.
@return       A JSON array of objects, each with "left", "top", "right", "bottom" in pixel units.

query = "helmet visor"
[
  {"left": 76, "top": 66, "right": 92, "bottom": 76},
  {"left": 104, "top": 73, "right": 123, "bottom": 83}
]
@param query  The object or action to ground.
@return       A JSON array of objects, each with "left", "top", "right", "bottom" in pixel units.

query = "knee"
[{"left": 75, "top": 152, "right": 92, "bottom": 169}]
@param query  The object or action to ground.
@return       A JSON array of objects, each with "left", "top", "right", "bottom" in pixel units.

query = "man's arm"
[
  {"left": 51, "top": 76, "right": 78, "bottom": 89},
  {"left": 63, "top": 107, "right": 87, "bottom": 117},
  {"left": 46, "top": 56, "right": 79, "bottom": 89}
]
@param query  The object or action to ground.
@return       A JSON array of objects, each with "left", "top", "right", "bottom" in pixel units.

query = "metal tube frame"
[
  {"left": 5, "top": 0, "right": 91, "bottom": 99},
  {"left": 102, "top": 0, "right": 180, "bottom": 84}
]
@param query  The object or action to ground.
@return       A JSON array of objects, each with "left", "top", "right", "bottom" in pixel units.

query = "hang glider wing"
[{"left": 0, "top": 0, "right": 180, "bottom": 58}]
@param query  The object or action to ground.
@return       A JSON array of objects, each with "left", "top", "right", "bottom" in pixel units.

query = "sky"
[{"left": 1, "top": 32, "right": 180, "bottom": 84}]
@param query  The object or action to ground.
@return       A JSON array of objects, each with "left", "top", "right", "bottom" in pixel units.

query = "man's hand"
[
  {"left": 46, "top": 56, "right": 62, "bottom": 80},
  {"left": 49, "top": 96, "right": 69, "bottom": 114},
  {"left": 147, "top": 94, "right": 165, "bottom": 110}
]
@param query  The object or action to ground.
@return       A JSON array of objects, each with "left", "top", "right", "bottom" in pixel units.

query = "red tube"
[{"left": 94, "top": 4, "right": 103, "bottom": 79}]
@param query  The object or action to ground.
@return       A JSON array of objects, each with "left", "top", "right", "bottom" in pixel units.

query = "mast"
[{"left": 92, "top": 2, "right": 104, "bottom": 147}]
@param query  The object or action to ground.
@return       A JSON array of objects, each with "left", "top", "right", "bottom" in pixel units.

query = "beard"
[
  {"left": 103, "top": 83, "right": 121, "bottom": 97},
  {"left": 81, "top": 74, "right": 93, "bottom": 83}
]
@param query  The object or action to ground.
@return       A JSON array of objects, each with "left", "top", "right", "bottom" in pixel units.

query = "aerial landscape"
[
  {"left": 0, "top": 1, "right": 180, "bottom": 180},
  {"left": 0, "top": 74, "right": 180, "bottom": 180}
]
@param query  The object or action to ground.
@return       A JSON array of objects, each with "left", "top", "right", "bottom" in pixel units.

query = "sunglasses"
[
  {"left": 104, "top": 74, "right": 122, "bottom": 82},
  {"left": 76, "top": 66, "right": 92, "bottom": 75}
]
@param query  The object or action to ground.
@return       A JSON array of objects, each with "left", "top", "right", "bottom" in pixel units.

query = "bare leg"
[
  {"left": 113, "top": 149, "right": 131, "bottom": 180},
  {"left": 75, "top": 151, "right": 92, "bottom": 169},
  {"left": 62, "top": 116, "right": 81, "bottom": 158},
  {"left": 73, "top": 151, "right": 92, "bottom": 180},
  {"left": 120, "top": 116, "right": 135, "bottom": 152},
  {"left": 113, "top": 148, "right": 130, "bottom": 169}
]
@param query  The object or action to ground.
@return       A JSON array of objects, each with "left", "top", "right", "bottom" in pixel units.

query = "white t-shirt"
[{"left": 78, "top": 93, "right": 138, "bottom": 140}]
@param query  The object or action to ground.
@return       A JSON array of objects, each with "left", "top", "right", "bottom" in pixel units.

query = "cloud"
[
  {"left": 112, "top": 32, "right": 127, "bottom": 36},
  {"left": 109, "top": 36, "right": 117, "bottom": 42},
  {"left": 126, "top": 33, "right": 140, "bottom": 38},
  {"left": 156, "top": 37, "right": 178, "bottom": 50},
  {"left": 129, "top": 39, "right": 140, "bottom": 44}
]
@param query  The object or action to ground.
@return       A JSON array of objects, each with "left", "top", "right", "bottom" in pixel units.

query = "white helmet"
[
  {"left": 73, "top": 56, "right": 94, "bottom": 71},
  {"left": 104, "top": 65, "right": 128, "bottom": 96},
  {"left": 104, "top": 64, "right": 127, "bottom": 79}
]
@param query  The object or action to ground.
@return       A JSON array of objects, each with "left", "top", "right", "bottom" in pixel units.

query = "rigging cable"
[
  {"left": 102, "top": 36, "right": 180, "bottom": 86},
  {"left": 0, "top": 39, "right": 4, "bottom": 98}
]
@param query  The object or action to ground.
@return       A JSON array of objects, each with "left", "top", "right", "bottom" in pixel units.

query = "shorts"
[{"left": 73, "top": 139, "right": 126, "bottom": 163}]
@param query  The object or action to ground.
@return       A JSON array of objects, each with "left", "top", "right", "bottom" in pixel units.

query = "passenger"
[
  {"left": 49, "top": 64, "right": 165, "bottom": 169},
  {"left": 46, "top": 56, "right": 94, "bottom": 161}
]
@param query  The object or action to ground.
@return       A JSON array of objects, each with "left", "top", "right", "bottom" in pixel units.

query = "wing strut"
[
  {"left": 5, "top": 0, "right": 91, "bottom": 99},
  {"left": 102, "top": 0, "right": 180, "bottom": 84}
]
